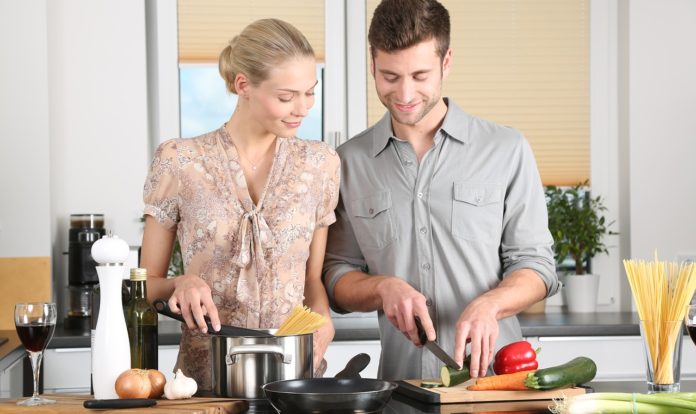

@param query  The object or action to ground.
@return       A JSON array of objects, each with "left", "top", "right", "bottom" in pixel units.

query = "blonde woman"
[{"left": 140, "top": 19, "right": 339, "bottom": 390}]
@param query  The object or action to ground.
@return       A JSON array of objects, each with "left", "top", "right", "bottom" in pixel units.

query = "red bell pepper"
[{"left": 493, "top": 340, "right": 540, "bottom": 375}]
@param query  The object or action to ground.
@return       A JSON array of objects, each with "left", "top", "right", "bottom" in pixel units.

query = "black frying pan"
[{"left": 263, "top": 353, "right": 397, "bottom": 413}]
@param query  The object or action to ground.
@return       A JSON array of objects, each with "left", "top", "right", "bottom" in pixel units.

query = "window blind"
[
  {"left": 177, "top": 0, "right": 325, "bottom": 63},
  {"left": 366, "top": 0, "right": 589, "bottom": 186}
]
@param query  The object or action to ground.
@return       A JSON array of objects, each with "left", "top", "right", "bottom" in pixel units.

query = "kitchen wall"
[
  {"left": 0, "top": 0, "right": 695, "bottom": 312},
  {"left": 628, "top": 0, "right": 696, "bottom": 264},
  {"left": 0, "top": 0, "right": 150, "bottom": 315}
]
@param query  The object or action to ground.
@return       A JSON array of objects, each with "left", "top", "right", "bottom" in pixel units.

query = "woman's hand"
[
  {"left": 312, "top": 319, "right": 335, "bottom": 375},
  {"left": 168, "top": 274, "right": 221, "bottom": 334}
]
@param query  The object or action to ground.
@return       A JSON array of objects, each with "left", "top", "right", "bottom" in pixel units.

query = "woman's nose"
[{"left": 293, "top": 96, "right": 311, "bottom": 117}]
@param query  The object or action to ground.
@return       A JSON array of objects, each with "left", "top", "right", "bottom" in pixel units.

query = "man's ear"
[
  {"left": 442, "top": 48, "right": 452, "bottom": 78},
  {"left": 234, "top": 73, "right": 250, "bottom": 98}
]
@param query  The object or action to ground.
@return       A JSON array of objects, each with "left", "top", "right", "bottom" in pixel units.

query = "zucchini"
[
  {"left": 524, "top": 356, "right": 597, "bottom": 390},
  {"left": 440, "top": 355, "right": 471, "bottom": 387},
  {"left": 420, "top": 380, "right": 442, "bottom": 388}
]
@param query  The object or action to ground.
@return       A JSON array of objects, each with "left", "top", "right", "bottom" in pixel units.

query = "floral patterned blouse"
[{"left": 143, "top": 126, "right": 340, "bottom": 390}]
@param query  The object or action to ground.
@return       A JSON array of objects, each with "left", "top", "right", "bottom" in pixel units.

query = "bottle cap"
[{"left": 130, "top": 268, "right": 148, "bottom": 281}]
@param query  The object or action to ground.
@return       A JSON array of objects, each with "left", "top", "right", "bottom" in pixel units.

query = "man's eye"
[
  {"left": 384, "top": 76, "right": 398, "bottom": 83},
  {"left": 414, "top": 74, "right": 428, "bottom": 81}
]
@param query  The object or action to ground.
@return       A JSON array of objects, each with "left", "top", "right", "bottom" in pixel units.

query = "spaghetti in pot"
[
  {"left": 624, "top": 255, "right": 696, "bottom": 385},
  {"left": 275, "top": 305, "right": 326, "bottom": 336}
]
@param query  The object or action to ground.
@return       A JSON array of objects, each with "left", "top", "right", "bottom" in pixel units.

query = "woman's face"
[{"left": 246, "top": 56, "right": 317, "bottom": 138}]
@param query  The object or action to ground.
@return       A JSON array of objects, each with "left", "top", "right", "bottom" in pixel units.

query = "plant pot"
[{"left": 563, "top": 273, "right": 600, "bottom": 313}]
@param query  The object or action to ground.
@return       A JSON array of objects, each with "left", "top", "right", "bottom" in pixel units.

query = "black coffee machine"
[{"left": 66, "top": 214, "right": 105, "bottom": 327}]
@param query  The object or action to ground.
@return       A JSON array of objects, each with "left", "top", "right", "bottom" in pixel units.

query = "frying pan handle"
[
  {"left": 334, "top": 353, "right": 371, "bottom": 379},
  {"left": 226, "top": 344, "right": 292, "bottom": 365}
]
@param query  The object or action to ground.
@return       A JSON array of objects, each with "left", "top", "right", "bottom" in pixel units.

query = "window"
[
  {"left": 364, "top": 0, "right": 590, "bottom": 186},
  {"left": 177, "top": 0, "right": 326, "bottom": 140}
]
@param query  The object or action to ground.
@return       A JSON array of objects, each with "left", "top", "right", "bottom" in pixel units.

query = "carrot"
[{"left": 466, "top": 370, "right": 535, "bottom": 391}]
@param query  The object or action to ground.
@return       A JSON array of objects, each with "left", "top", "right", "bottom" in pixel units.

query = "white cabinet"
[
  {"left": 43, "top": 345, "right": 180, "bottom": 394},
  {"left": 526, "top": 336, "right": 696, "bottom": 382},
  {"left": 324, "top": 340, "right": 381, "bottom": 379},
  {"left": 43, "top": 347, "right": 91, "bottom": 393},
  {"left": 0, "top": 351, "right": 24, "bottom": 399}
]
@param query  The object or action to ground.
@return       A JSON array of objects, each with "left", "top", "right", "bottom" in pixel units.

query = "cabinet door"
[
  {"left": 158, "top": 345, "right": 179, "bottom": 382},
  {"left": 43, "top": 348, "right": 91, "bottom": 393},
  {"left": 526, "top": 336, "right": 696, "bottom": 382},
  {"left": 0, "top": 352, "right": 24, "bottom": 399},
  {"left": 324, "top": 341, "right": 381, "bottom": 378}
]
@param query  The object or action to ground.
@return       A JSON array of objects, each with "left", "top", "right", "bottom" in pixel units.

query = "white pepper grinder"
[{"left": 90, "top": 232, "right": 131, "bottom": 399}]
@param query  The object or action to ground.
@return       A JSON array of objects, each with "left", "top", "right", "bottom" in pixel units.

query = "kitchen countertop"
[{"left": 0, "top": 311, "right": 645, "bottom": 359}]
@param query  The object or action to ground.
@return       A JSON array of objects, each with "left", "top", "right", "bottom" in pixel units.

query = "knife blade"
[
  {"left": 415, "top": 316, "right": 461, "bottom": 370},
  {"left": 154, "top": 299, "right": 274, "bottom": 338}
]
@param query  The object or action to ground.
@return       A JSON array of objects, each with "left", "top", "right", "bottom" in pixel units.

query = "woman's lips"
[{"left": 284, "top": 121, "right": 302, "bottom": 128}]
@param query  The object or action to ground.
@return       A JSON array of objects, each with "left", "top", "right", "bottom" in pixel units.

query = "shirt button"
[
  {"left": 419, "top": 227, "right": 427, "bottom": 235},
  {"left": 417, "top": 192, "right": 423, "bottom": 199},
  {"left": 368, "top": 208, "right": 374, "bottom": 215},
  {"left": 426, "top": 298, "right": 433, "bottom": 307},
  {"left": 422, "top": 263, "right": 431, "bottom": 271}
]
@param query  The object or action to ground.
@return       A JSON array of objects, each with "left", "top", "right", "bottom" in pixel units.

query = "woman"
[{"left": 140, "top": 18, "right": 339, "bottom": 390}]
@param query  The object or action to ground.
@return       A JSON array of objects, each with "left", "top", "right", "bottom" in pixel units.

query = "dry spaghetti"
[
  {"left": 624, "top": 254, "right": 696, "bottom": 385},
  {"left": 275, "top": 305, "right": 326, "bottom": 336}
]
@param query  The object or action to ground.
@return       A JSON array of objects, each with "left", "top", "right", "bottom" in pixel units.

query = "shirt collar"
[{"left": 371, "top": 98, "right": 471, "bottom": 157}]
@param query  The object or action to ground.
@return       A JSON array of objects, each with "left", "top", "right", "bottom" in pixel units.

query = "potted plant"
[{"left": 545, "top": 181, "right": 617, "bottom": 313}]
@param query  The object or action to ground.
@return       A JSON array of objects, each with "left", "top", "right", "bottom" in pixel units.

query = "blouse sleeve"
[
  {"left": 316, "top": 146, "right": 341, "bottom": 228},
  {"left": 143, "top": 139, "right": 180, "bottom": 230}
]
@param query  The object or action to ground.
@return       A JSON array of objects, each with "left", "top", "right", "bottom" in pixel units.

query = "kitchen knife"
[
  {"left": 415, "top": 316, "right": 462, "bottom": 370},
  {"left": 84, "top": 398, "right": 157, "bottom": 409},
  {"left": 154, "top": 299, "right": 274, "bottom": 338}
]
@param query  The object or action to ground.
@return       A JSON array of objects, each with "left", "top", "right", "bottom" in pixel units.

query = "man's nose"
[{"left": 395, "top": 78, "right": 415, "bottom": 103}]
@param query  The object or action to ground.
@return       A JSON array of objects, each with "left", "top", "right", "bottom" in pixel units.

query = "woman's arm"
[
  {"left": 303, "top": 226, "right": 335, "bottom": 370},
  {"left": 140, "top": 215, "right": 221, "bottom": 333}
]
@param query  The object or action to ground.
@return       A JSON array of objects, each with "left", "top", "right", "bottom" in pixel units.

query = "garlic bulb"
[{"left": 163, "top": 369, "right": 197, "bottom": 400}]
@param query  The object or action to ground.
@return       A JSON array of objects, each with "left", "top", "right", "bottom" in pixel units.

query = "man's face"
[{"left": 372, "top": 38, "right": 451, "bottom": 127}]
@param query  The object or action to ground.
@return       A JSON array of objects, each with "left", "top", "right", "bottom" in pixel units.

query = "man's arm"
[
  {"left": 324, "top": 196, "right": 437, "bottom": 345},
  {"left": 453, "top": 135, "right": 559, "bottom": 378}
]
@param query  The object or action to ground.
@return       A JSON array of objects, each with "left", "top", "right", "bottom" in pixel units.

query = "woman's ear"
[{"left": 234, "top": 73, "right": 250, "bottom": 98}]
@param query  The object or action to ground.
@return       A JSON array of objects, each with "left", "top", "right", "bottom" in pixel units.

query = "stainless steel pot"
[{"left": 212, "top": 330, "right": 313, "bottom": 399}]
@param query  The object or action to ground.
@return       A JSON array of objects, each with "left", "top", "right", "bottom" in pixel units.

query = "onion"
[
  {"left": 147, "top": 369, "right": 166, "bottom": 399},
  {"left": 115, "top": 369, "right": 151, "bottom": 399}
]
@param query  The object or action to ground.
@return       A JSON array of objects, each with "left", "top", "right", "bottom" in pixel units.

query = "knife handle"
[
  {"left": 84, "top": 398, "right": 157, "bottom": 409},
  {"left": 414, "top": 316, "right": 428, "bottom": 346},
  {"left": 154, "top": 299, "right": 217, "bottom": 333}
]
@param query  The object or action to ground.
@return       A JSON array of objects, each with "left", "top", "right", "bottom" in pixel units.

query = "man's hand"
[
  {"left": 168, "top": 274, "right": 221, "bottom": 334},
  {"left": 377, "top": 277, "right": 436, "bottom": 345},
  {"left": 453, "top": 298, "right": 499, "bottom": 379}
]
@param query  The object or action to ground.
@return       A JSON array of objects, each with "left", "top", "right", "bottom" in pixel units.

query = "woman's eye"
[
  {"left": 279, "top": 96, "right": 293, "bottom": 103},
  {"left": 306, "top": 91, "right": 315, "bottom": 97}
]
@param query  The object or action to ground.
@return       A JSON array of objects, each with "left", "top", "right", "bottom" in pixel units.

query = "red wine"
[
  {"left": 688, "top": 325, "right": 696, "bottom": 346},
  {"left": 16, "top": 323, "right": 56, "bottom": 352}
]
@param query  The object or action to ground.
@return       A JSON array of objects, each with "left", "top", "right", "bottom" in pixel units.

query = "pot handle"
[{"left": 226, "top": 344, "right": 292, "bottom": 365}]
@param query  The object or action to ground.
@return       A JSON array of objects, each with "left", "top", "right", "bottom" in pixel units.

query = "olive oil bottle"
[{"left": 124, "top": 268, "right": 158, "bottom": 369}]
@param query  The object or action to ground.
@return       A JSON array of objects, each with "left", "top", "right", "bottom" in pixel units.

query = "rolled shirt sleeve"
[{"left": 500, "top": 136, "right": 560, "bottom": 297}]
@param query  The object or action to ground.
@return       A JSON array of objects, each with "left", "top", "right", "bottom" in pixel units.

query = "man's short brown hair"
[{"left": 368, "top": 0, "right": 450, "bottom": 60}]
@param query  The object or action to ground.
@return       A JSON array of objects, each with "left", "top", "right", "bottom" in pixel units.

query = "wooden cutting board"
[
  {"left": 397, "top": 378, "right": 587, "bottom": 404},
  {"left": 0, "top": 394, "right": 249, "bottom": 413}
]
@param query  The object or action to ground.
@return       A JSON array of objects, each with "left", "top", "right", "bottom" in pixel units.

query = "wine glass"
[{"left": 14, "top": 302, "right": 57, "bottom": 406}]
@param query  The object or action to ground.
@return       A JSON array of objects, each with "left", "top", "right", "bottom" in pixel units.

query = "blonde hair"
[{"left": 219, "top": 19, "right": 315, "bottom": 94}]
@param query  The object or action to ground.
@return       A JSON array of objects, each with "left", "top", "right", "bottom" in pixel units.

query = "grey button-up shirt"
[{"left": 323, "top": 99, "right": 559, "bottom": 380}]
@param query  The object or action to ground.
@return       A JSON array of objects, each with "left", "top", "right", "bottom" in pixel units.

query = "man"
[{"left": 322, "top": 0, "right": 560, "bottom": 381}]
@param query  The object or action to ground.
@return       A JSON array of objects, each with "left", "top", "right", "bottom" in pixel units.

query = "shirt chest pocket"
[
  {"left": 452, "top": 182, "right": 504, "bottom": 243},
  {"left": 350, "top": 191, "right": 396, "bottom": 249}
]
